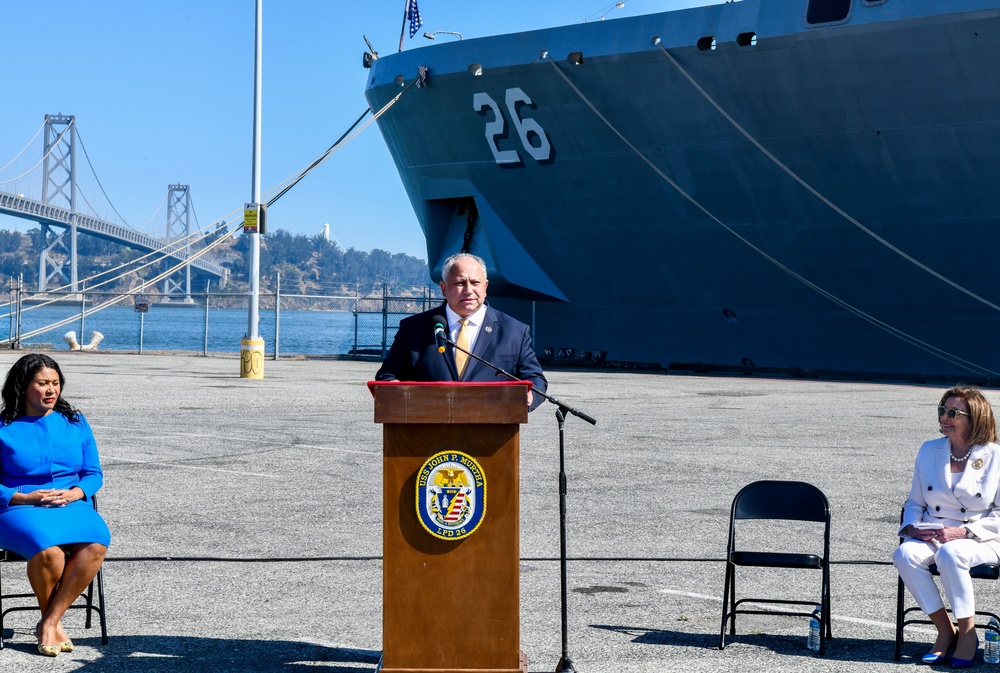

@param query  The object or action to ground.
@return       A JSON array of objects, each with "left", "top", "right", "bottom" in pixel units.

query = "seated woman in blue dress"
[{"left": 0, "top": 354, "right": 110, "bottom": 657}]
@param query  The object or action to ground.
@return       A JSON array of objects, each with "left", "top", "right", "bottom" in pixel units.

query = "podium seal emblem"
[{"left": 416, "top": 451, "right": 487, "bottom": 541}]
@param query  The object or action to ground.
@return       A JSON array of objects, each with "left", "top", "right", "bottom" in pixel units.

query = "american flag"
[
  {"left": 407, "top": 0, "right": 423, "bottom": 38},
  {"left": 444, "top": 493, "right": 466, "bottom": 522}
]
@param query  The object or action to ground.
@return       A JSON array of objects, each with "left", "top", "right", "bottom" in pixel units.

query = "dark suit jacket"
[{"left": 375, "top": 304, "right": 547, "bottom": 411}]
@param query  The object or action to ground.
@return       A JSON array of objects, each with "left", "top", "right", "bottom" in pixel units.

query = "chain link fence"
[
  {"left": 332, "top": 286, "right": 437, "bottom": 359},
  {"left": 1, "top": 277, "right": 440, "bottom": 359}
]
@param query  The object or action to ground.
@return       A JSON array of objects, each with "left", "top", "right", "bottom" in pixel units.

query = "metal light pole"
[{"left": 240, "top": 0, "right": 265, "bottom": 379}]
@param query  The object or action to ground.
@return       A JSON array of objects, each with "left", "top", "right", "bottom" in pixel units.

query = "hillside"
[{"left": 0, "top": 228, "right": 433, "bottom": 298}]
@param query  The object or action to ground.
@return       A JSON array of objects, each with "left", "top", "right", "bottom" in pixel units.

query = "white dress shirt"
[{"left": 445, "top": 303, "right": 487, "bottom": 355}]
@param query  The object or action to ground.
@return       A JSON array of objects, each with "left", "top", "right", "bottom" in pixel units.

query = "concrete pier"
[{"left": 0, "top": 352, "right": 988, "bottom": 671}]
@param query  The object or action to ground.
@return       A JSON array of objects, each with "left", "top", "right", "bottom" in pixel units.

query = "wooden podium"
[{"left": 372, "top": 381, "right": 530, "bottom": 673}]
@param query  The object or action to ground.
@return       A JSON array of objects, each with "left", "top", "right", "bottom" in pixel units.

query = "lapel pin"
[
  {"left": 485, "top": 326, "right": 493, "bottom": 333},
  {"left": 973, "top": 458, "right": 985, "bottom": 470}
]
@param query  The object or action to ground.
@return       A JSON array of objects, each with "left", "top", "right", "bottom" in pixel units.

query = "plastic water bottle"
[
  {"left": 807, "top": 605, "right": 821, "bottom": 651},
  {"left": 986, "top": 617, "right": 1000, "bottom": 664}
]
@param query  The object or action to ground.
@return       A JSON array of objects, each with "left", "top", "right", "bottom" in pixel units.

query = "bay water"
[{"left": 0, "top": 302, "right": 402, "bottom": 357}]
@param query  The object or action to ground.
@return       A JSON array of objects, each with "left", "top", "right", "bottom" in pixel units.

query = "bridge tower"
[
  {"left": 38, "top": 114, "right": 79, "bottom": 293},
  {"left": 162, "top": 184, "right": 193, "bottom": 302}
]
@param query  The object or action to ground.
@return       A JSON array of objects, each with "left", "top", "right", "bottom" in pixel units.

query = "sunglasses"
[{"left": 938, "top": 406, "right": 970, "bottom": 420}]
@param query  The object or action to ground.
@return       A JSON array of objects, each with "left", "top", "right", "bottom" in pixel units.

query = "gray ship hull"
[{"left": 365, "top": 0, "right": 1000, "bottom": 380}]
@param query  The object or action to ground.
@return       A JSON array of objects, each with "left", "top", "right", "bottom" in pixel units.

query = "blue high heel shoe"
[
  {"left": 922, "top": 636, "right": 956, "bottom": 666},
  {"left": 950, "top": 636, "right": 979, "bottom": 669},
  {"left": 921, "top": 651, "right": 950, "bottom": 665}
]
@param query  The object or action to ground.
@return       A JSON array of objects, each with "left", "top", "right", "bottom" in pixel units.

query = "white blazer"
[{"left": 901, "top": 437, "right": 1000, "bottom": 554}]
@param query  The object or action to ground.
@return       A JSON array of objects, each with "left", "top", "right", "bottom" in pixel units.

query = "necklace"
[{"left": 951, "top": 444, "right": 974, "bottom": 462}]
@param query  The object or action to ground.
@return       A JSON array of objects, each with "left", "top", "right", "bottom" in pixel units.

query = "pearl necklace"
[{"left": 951, "top": 444, "right": 974, "bottom": 462}]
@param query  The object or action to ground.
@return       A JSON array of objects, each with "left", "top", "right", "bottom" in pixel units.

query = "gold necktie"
[{"left": 455, "top": 319, "right": 471, "bottom": 378}]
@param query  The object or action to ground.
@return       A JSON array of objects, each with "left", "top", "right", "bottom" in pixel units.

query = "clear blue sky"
[{"left": 0, "top": 0, "right": 705, "bottom": 261}]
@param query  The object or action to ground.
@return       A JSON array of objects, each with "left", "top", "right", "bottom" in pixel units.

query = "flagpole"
[{"left": 398, "top": 0, "right": 409, "bottom": 52}]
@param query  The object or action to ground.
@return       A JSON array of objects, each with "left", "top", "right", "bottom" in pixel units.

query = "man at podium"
[{"left": 375, "top": 253, "right": 547, "bottom": 410}]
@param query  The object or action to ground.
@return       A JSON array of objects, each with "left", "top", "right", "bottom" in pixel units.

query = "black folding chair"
[
  {"left": 0, "top": 495, "right": 108, "bottom": 649},
  {"left": 719, "top": 480, "right": 833, "bottom": 654},
  {"left": 894, "top": 510, "right": 1000, "bottom": 661}
]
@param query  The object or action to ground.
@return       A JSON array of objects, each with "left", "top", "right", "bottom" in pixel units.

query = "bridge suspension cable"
[
  {"left": 2, "top": 87, "right": 416, "bottom": 342},
  {"left": 77, "top": 129, "right": 131, "bottom": 228},
  {"left": 137, "top": 191, "right": 168, "bottom": 234},
  {"left": 0, "top": 123, "right": 70, "bottom": 185},
  {"left": 0, "top": 121, "right": 44, "bottom": 173}
]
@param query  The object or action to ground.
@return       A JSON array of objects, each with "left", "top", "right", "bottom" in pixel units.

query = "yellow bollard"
[{"left": 240, "top": 337, "right": 265, "bottom": 379}]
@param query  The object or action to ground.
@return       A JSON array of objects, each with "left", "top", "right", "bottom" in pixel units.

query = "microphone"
[{"left": 432, "top": 315, "right": 448, "bottom": 353}]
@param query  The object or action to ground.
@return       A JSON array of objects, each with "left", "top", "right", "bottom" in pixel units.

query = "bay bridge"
[{"left": 0, "top": 114, "right": 228, "bottom": 302}]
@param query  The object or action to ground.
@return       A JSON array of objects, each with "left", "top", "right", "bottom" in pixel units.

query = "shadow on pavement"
[
  {"left": 0, "top": 633, "right": 381, "bottom": 672},
  {"left": 590, "top": 623, "right": 913, "bottom": 664}
]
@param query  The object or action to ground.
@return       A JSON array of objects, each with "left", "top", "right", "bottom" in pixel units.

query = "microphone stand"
[
  {"left": 443, "top": 336, "right": 595, "bottom": 673},
  {"left": 444, "top": 336, "right": 597, "bottom": 424}
]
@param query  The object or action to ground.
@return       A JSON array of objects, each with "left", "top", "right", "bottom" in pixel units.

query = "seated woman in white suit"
[{"left": 894, "top": 386, "right": 1000, "bottom": 668}]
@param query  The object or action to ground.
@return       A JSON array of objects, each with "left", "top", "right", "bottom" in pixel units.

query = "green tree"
[{"left": 0, "top": 231, "right": 22, "bottom": 253}]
